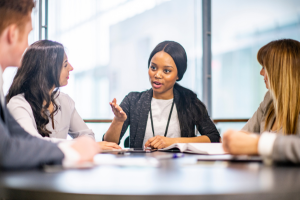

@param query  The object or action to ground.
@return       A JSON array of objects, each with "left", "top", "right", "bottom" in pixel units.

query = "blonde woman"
[{"left": 223, "top": 39, "right": 300, "bottom": 163}]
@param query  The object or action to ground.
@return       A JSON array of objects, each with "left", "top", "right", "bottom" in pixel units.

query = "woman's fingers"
[
  {"left": 114, "top": 103, "right": 124, "bottom": 114},
  {"left": 98, "top": 142, "right": 122, "bottom": 150},
  {"left": 156, "top": 143, "right": 165, "bottom": 149},
  {"left": 106, "top": 142, "right": 122, "bottom": 149},
  {"left": 109, "top": 100, "right": 125, "bottom": 116},
  {"left": 149, "top": 137, "right": 161, "bottom": 149},
  {"left": 153, "top": 140, "right": 162, "bottom": 149},
  {"left": 145, "top": 137, "right": 156, "bottom": 148}
]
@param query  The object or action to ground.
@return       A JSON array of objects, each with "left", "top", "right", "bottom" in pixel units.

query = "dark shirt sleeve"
[
  {"left": 195, "top": 101, "right": 220, "bottom": 143},
  {"left": 0, "top": 109, "right": 64, "bottom": 170}
]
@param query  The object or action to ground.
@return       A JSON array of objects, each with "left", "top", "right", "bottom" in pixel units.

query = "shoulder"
[
  {"left": 123, "top": 89, "right": 152, "bottom": 103},
  {"left": 120, "top": 89, "right": 152, "bottom": 113},
  {"left": 56, "top": 92, "right": 74, "bottom": 103},
  {"left": 260, "top": 91, "right": 273, "bottom": 113},
  {"left": 7, "top": 93, "right": 32, "bottom": 111},
  {"left": 56, "top": 92, "right": 75, "bottom": 111}
]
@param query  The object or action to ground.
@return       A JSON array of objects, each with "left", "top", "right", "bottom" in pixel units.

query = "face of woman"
[
  {"left": 148, "top": 51, "right": 178, "bottom": 99},
  {"left": 59, "top": 54, "right": 73, "bottom": 87},
  {"left": 260, "top": 67, "right": 269, "bottom": 89}
]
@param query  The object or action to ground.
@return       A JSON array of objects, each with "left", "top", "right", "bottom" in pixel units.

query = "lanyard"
[{"left": 149, "top": 99, "right": 175, "bottom": 137}]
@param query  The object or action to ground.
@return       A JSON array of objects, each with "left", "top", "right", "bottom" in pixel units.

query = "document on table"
[{"left": 158, "top": 143, "right": 227, "bottom": 155}]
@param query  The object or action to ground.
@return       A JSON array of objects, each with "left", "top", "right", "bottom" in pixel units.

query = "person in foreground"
[
  {"left": 0, "top": 0, "right": 100, "bottom": 169},
  {"left": 223, "top": 39, "right": 300, "bottom": 163},
  {"left": 6, "top": 40, "right": 121, "bottom": 150},
  {"left": 104, "top": 41, "right": 220, "bottom": 149}
]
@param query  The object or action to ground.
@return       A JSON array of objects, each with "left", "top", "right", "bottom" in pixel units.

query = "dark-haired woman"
[
  {"left": 104, "top": 41, "right": 220, "bottom": 149},
  {"left": 6, "top": 40, "right": 121, "bottom": 150}
]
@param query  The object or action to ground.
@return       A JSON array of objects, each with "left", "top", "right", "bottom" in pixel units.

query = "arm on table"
[
  {"left": 223, "top": 129, "right": 300, "bottom": 164},
  {"left": 144, "top": 135, "right": 211, "bottom": 149},
  {"left": 271, "top": 134, "right": 300, "bottom": 163}
]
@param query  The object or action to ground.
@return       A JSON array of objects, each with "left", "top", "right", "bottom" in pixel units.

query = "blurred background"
[{"left": 3, "top": 0, "right": 300, "bottom": 145}]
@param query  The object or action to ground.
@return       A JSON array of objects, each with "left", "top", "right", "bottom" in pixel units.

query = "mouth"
[{"left": 152, "top": 81, "right": 162, "bottom": 89}]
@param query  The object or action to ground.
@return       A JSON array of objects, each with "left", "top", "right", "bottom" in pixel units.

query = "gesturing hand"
[
  {"left": 98, "top": 141, "right": 122, "bottom": 150},
  {"left": 110, "top": 98, "right": 127, "bottom": 122},
  {"left": 144, "top": 135, "right": 175, "bottom": 149},
  {"left": 222, "top": 129, "right": 259, "bottom": 155}
]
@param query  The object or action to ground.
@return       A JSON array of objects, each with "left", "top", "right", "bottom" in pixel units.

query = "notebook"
[{"left": 158, "top": 143, "right": 227, "bottom": 155}]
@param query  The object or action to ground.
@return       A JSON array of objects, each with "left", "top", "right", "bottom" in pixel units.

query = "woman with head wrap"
[{"left": 104, "top": 41, "right": 220, "bottom": 149}]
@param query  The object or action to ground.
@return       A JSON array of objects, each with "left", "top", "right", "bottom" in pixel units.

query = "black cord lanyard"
[{"left": 149, "top": 99, "right": 175, "bottom": 137}]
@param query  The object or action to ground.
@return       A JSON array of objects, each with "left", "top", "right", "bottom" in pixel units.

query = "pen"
[{"left": 156, "top": 153, "right": 184, "bottom": 160}]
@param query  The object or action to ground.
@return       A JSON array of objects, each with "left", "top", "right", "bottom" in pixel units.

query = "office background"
[{"left": 3, "top": 0, "right": 300, "bottom": 145}]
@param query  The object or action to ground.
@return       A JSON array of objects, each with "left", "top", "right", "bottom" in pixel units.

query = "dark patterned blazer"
[{"left": 118, "top": 88, "right": 220, "bottom": 148}]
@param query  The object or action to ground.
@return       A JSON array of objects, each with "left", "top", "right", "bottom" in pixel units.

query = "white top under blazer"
[
  {"left": 143, "top": 98, "right": 181, "bottom": 147},
  {"left": 7, "top": 92, "right": 95, "bottom": 143}
]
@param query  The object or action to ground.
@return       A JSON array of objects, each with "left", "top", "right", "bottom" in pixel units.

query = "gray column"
[
  {"left": 45, "top": 0, "right": 48, "bottom": 39},
  {"left": 202, "top": 0, "right": 212, "bottom": 116},
  {"left": 39, "top": 0, "right": 42, "bottom": 40},
  {"left": 39, "top": 0, "right": 48, "bottom": 40}
]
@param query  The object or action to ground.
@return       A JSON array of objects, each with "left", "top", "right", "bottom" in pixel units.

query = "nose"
[
  {"left": 69, "top": 64, "right": 74, "bottom": 71},
  {"left": 154, "top": 71, "right": 162, "bottom": 79},
  {"left": 260, "top": 68, "right": 264, "bottom": 76}
]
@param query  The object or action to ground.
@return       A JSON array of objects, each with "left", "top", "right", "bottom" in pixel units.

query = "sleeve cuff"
[
  {"left": 258, "top": 132, "right": 278, "bottom": 157},
  {"left": 58, "top": 141, "right": 81, "bottom": 168}
]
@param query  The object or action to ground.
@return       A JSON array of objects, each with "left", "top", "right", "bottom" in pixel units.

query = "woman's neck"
[{"left": 152, "top": 87, "right": 174, "bottom": 100}]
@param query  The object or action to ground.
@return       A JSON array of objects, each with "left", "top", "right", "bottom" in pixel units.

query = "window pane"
[
  {"left": 212, "top": 0, "right": 300, "bottom": 119},
  {"left": 48, "top": 0, "right": 202, "bottom": 120}
]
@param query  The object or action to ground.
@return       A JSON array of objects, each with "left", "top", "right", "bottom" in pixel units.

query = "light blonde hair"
[{"left": 257, "top": 39, "right": 300, "bottom": 135}]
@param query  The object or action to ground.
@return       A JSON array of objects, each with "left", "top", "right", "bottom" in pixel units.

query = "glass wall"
[
  {"left": 48, "top": 0, "right": 202, "bottom": 142},
  {"left": 212, "top": 0, "right": 300, "bottom": 134}
]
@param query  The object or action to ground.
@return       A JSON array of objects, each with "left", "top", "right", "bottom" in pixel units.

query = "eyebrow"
[
  {"left": 151, "top": 62, "right": 174, "bottom": 69},
  {"left": 64, "top": 60, "right": 68, "bottom": 63}
]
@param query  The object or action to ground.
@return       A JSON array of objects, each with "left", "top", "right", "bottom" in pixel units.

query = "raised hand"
[{"left": 110, "top": 98, "right": 127, "bottom": 122}]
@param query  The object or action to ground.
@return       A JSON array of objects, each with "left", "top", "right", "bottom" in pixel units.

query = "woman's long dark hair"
[
  {"left": 148, "top": 41, "right": 208, "bottom": 137},
  {"left": 6, "top": 40, "right": 64, "bottom": 137}
]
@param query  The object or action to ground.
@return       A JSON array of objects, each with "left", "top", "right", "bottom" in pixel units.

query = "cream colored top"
[
  {"left": 143, "top": 98, "right": 181, "bottom": 147},
  {"left": 7, "top": 92, "right": 95, "bottom": 143}
]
